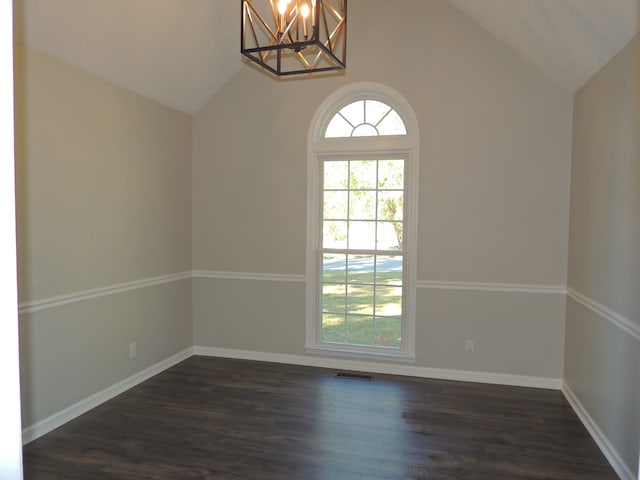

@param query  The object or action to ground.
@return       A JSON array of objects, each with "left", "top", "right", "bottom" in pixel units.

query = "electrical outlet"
[
  {"left": 129, "top": 342, "right": 137, "bottom": 359},
  {"left": 465, "top": 340, "right": 474, "bottom": 354}
]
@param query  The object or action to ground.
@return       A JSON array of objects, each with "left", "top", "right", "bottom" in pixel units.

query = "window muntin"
[
  {"left": 324, "top": 100, "right": 407, "bottom": 138},
  {"left": 320, "top": 158, "right": 405, "bottom": 348}
]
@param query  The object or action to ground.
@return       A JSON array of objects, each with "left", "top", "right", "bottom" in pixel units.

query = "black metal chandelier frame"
[{"left": 241, "top": 0, "right": 347, "bottom": 76}]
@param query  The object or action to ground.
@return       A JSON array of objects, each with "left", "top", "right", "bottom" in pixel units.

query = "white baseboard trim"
[
  {"left": 562, "top": 381, "right": 636, "bottom": 480},
  {"left": 192, "top": 346, "right": 562, "bottom": 390},
  {"left": 21, "top": 347, "right": 194, "bottom": 445}
]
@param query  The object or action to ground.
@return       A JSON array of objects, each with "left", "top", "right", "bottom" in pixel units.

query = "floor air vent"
[{"left": 336, "top": 372, "right": 373, "bottom": 381}]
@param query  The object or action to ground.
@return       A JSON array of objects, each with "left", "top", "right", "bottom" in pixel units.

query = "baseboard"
[
  {"left": 562, "top": 381, "right": 636, "bottom": 480},
  {"left": 192, "top": 346, "right": 562, "bottom": 390},
  {"left": 22, "top": 347, "right": 194, "bottom": 444}
]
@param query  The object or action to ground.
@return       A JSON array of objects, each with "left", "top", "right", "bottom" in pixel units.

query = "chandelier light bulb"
[
  {"left": 278, "top": 0, "right": 287, "bottom": 32},
  {"left": 301, "top": 3, "right": 310, "bottom": 37}
]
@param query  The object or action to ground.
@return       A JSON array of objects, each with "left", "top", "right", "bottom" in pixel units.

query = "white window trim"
[{"left": 305, "top": 82, "right": 420, "bottom": 362}]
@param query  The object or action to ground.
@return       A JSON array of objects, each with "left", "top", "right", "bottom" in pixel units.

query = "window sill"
[{"left": 305, "top": 344, "right": 416, "bottom": 363}]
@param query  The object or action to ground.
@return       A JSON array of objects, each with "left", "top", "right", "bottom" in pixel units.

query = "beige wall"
[
  {"left": 566, "top": 33, "right": 640, "bottom": 478},
  {"left": 193, "top": 0, "right": 572, "bottom": 378},
  {"left": 14, "top": 46, "right": 193, "bottom": 427},
  {"left": 15, "top": 48, "right": 192, "bottom": 301},
  {"left": 568, "top": 35, "right": 640, "bottom": 325},
  {"left": 194, "top": 279, "right": 306, "bottom": 354},
  {"left": 416, "top": 290, "right": 565, "bottom": 377},
  {"left": 19, "top": 280, "right": 192, "bottom": 426}
]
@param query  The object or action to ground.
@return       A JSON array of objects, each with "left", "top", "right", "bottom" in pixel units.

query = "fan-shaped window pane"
[
  {"left": 365, "top": 100, "right": 392, "bottom": 126},
  {"left": 323, "top": 100, "right": 406, "bottom": 138},
  {"left": 325, "top": 115, "right": 353, "bottom": 138},
  {"left": 377, "top": 109, "right": 407, "bottom": 135},
  {"left": 339, "top": 100, "right": 364, "bottom": 127}
]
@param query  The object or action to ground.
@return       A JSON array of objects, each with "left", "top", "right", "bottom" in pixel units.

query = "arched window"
[
  {"left": 324, "top": 99, "right": 407, "bottom": 137},
  {"left": 306, "top": 83, "right": 419, "bottom": 361}
]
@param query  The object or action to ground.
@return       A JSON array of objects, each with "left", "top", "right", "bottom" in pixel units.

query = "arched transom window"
[
  {"left": 306, "top": 83, "right": 419, "bottom": 361},
  {"left": 324, "top": 100, "right": 407, "bottom": 138}
]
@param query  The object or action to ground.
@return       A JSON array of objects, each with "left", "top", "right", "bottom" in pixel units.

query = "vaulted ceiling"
[
  {"left": 14, "top": 0, "right": 640, "bottom": 115},
  {"left": 448, "top": 0, "right": 639, "bottom": 93}
]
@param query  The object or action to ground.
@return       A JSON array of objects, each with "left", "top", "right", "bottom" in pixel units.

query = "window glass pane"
[
  {"left": 347, "top": 284, "right": 374, "bottom": 314},
  {"left": 325, "top": 115, "right": 353, "bottom": 138},
  {"left": 375, "top": 286, "right": 402, "bottom": 316},
  {"left": 365, "top": 100, "right": 392, "bottom": 126},
  {"left": 324, "top": 161, "right": 349, "bottom": 189},
  {"left": 377, "top": 109, "right": 407, "bottom": 135},
  {"left": 346, "top": 255, "right": 374, "bottom": 284},
  {"left": 322, "top": 313, "right": 346, "bottom": 342},
  {"left": 352, "top": 124, "right": 378, "bottom": 137},
  {"left": 376, "top": 256, "right": 403, "bottom": 285},
  {"left": 323, "top": 190, "right": 348, "bottom": 220},
  {"left": 339, "top": 100, "right": 364, "bottom": 127},
  {"left": 323, "top": 254, "right": 346, "bottom": 283},
  {"left": 378, "top": 191, "right": 403, "bottom": 221},
  {"left": 323, "top": 220, "right": 347, "bottom": 249},
  {"left": 349, "top": 160, "right": 376, "bottom": 189},
  {"left": 349, "top": 190, "right": 376, "bottom": 220},
  {"left": 346, "top": 315, "right": 374, "bottom": 345},
  {"left": 375, "top": 317, "right": 401, "bottom": 347},
  {"left": 319, "top": 154, "right": 406, "bottom": 350},
  {"left": 377, "top": 221, "right": 403, "bottom": 250},
  {"left": 348, "top": 221, "right": 376, "bottom": 250},
  {"left": 378, "top": 160, "right": 404, "bottom": 189},
  {"left": 324, "top": 100, "right": 406, "bottom": 138},
  {"left": 322, "top": 283, "right": 346, "bottom": 313}
]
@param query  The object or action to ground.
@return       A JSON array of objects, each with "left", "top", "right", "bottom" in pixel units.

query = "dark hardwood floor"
[{"left": 23, "top": 356, "right": 618, "bottom": 479}]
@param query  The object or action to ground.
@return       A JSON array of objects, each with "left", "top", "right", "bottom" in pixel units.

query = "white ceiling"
[
  {"left": 14, "top": 0, "right": 640, "bottom": 115},
  {"left": 14, "top": 0, "right": 243, "bottom": 114},
  {"left": 448, "top": 0, "right": 639, "bottom": 92}
]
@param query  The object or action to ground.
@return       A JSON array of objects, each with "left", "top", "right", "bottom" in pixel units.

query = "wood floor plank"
[{"left": 23, "top": 356, "right": 619, "bottom": 479}]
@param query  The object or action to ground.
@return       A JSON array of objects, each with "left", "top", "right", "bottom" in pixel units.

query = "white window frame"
[{"left": 305, "top": 82, "right": 420, "bottom": 362}]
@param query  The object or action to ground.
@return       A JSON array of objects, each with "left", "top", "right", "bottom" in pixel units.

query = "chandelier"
[{"left": 241, "top": 0, "right": 347, "bottom": 76}]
